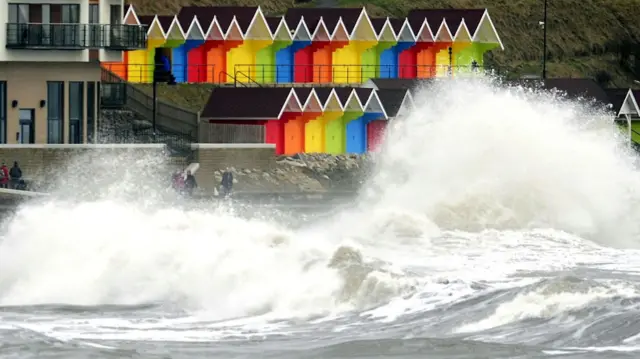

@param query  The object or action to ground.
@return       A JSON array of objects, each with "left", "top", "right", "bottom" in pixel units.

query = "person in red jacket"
[{"left": 0, "top": 163, "right": 9, "bottom": 188}]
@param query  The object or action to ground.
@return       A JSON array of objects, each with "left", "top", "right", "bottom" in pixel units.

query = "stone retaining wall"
[
  {"left": 191, "top": 144, "right": 276, "bottom": 191},
  {"left": 0, "top": 144, "right": 278, "bottom": 193},
  {"left": 0, "top": 144, "right": 167, "bottom": 190}
]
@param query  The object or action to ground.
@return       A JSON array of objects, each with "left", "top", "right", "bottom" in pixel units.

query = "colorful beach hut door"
[
  {"left": 282, "top": 92, "right": 305, "bottom": 155},
  {"left": 328, "top": 93, "right": 360, "bottom": 154},
  {"left": 366, "top": 120, "right": 387, "bottom": 151}
]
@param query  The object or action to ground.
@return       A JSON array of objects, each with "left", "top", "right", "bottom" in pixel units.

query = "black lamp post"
[
  {"left": 152, "top": 72, "right": 158, "bottom": 137},
  {"left": 542, "top": 0, "right": 548, "bottom": 79},
  {"left": 152, "top": 56, "right": 176, "bottom": 139},
  {"left": 448, "top": 46, "right": 453, "bottom": 77}
]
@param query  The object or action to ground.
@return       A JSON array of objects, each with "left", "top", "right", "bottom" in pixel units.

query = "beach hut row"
[
  {"left": 364, "top": 77, "right": 640, "bottom": 146},
  {"left": 199, "top": 87, "right": 415, "bottom": 155},
  {"left": 102, "top": 5, "right": 503, "bottom": 84}
]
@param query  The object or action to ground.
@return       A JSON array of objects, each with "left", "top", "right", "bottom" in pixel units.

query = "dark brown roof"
[
  {"left": 284, "top": 9, "right": 322, "bottom": 34},
  {"left": 176, "top": 8, "right": 199, "bottom": 30},
  {"left": 222, "top": 6, "right": 259, "bottom": 33},
  {"left": 354, "top": 88, "right": 374, "bottom": 105},
  {"left": 176, "top": 6, "right": 258, "bottom": 34},
  {"left": 388, "top": 18, "right": 405, "bottom": 35},
  {"left": 333, "top": 87, "right": 355, "bottom": 105},
  {"left": 634, "top": 90, "right": 640, "bottom": 107},
  {"left": 313, "top": 88, "right": 333, "bottom": 104},
  {"left": 542, "top": 79, "right": 611, "bottom": 105},
  {"left": 293, "top": 88, "right": 313, "bottom": 105},
  {"left": 176, "top": 13, "right": 194, "bottom": 31},
  {"left": 265, "top": 16, "right": 283, "bottom": 34},
  {"left": 461, "top": 9, "right": 485, "bottom": 35},
  {"left": 376, "top": 89, "right": 409, "bottom": 117},
  {"left": 368, "top": 78, "right": 435, "bottom": 94},
  {"left": 370, "top": 18, "right": 387, "bottom": 34},
  {"left": 285, "top": 8, "right": 363, "bottom": 35},
  {"left": 507, "top": 78, "right": 611, "bottom": 106},
  {"left": 176, "top": 8, "right": 215, "bottom": 33},
  {"left": 156, "top": 15, "right": 174, "bottom": 33},
  {"left": 138, "top": 15, "right": 155, "bottom": 28},
  {"left": 604, "top": 88, "right": 630, "bottom": 115},
  {"left": 283, "top": 10, "right": 302, "bottom": 33},
  {"left": 406, "top": 9, "right": 485, "bottom": 37},
  {"left": 406, "top": 10, "right": 429, "bottom": 35},
  {"left": 201, "top": 88, "right": 295, "bottom": 119},
  {"left": 409, "top": 9, "right": 462, "bottom": 35},
  {"left": 411, "top": 10, "right": 444, "bottom": 36}
]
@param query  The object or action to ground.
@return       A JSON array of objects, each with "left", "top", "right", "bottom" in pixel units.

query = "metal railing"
[
  {"left": 100, "top": 67, "right": 199, "bottom": 139},
  {"left": 101, "top": 24, "right": 147, "bottom": 50},
  {"left": 99, "top": 125, "right": 195, "bottom": 158},
  {"left": 6, "top": 23, "right": 147, "bottom": 50},
  {"left": 234, "top": 64, "right": 491, "bottom": 84},
  {"left": 233, "top": 71, "right": 263, "bottom": 88},
  {"left": 102, "top": 63, "right": 219, "bottom": 84},
  {"left": 104, "top": 63, "right": 493, "bottom": 84},
  {"left": 201, "top": 123, "right": 265, "bottom": 144},
  {"left": 100, "top": 82, "right": 127, "bottom": 108}
]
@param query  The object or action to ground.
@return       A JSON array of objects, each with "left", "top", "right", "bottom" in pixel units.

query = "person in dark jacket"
[
  {"left": 9, "top": 161, "right": 22, "bottom": 190},
  {"left": 220, "top": 169, "right": 233, "bottom": 197},
  {"left": 184, "top": 170, "right": 197, "bottom": 196}
]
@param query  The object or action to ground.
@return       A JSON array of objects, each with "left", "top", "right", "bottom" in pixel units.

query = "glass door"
[{"left": 19, "top": 109, "right": 34, "bottom": 144}]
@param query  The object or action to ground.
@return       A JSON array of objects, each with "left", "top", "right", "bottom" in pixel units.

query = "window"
[
  {"left": 89, "top": 4, "right": 100, "bottom": 47},
  {"left": 87, "top": 82, "right": 96, "bottom": 144},
  {"left": 110, "top": 5, "right": 122, "bottom": 24},
  {"left": 8, "top": 4, "right": 79, "bottom": 24},
  {"left": 61, "top": 4, "right": 79, "bottom": 23},
  {"left": 19, "top": 109, "right": 35, "bottom": 144},
  {"left": 60, "top": 4, "right": 80, "bottom": 46},
  {"left": 8, "top": 4, "right": 29, "bottom": 23},
  {"left": 47, "top": 81, "right": 64, "bottom": 144},
  {"left": 0, "top": 82, "right": 5, "bottom": 144},
  {"left": 69, "top": 82, "right": 84, "bottom": 144},
  {"left": 28, "top": 5, "right": 42, "bottom": 23},
  {"left": 89, "top": 4, "right": 99, "bottom": 23}
]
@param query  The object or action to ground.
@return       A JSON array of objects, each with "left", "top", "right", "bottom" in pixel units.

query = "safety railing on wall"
[
  {"left": 100, "top": 125, "right": 195, "bottom": 158},
  {"left": 103, "top": 63, "right": 217, "bottom": 85},
  {"left": 100, "top": 66, "right": 199, "bottom": 137},
  {"left": 234, "top": 64, "right": 490, "bottom": 84},
  {"left": 101, "top": 63, "right": 497, "bottom": 85},
  {"left": 201, "top": 123, "right": 266, "bottom": 144}
]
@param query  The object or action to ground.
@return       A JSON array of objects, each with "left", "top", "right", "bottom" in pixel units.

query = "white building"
[{"left": 0, "top": 0, "right": 146, "bottom": 144}]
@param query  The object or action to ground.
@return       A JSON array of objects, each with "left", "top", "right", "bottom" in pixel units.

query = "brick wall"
[{"left": 192, "top": 144, "right": 276, "bottom": 191}]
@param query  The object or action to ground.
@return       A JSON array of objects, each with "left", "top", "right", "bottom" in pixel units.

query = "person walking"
[
  {"left": 220, "top": 169, "right": 234, "bottom": 198},
  {"left": 184, "top": 170, "right": 197, "bottom": 197},
  {"left": 9, "top": 161, "right": 22, "bottom": 190},
  {"left": 0, "top": 163, "right": 9, "bottom": 189}
]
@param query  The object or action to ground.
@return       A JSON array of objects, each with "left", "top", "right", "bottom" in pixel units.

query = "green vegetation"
[
  {"left": 135, "top": 83, "right": 215, "bottom": 112},
  {"left": 129, "top": 0, "right": 640, "bottom": 110}
]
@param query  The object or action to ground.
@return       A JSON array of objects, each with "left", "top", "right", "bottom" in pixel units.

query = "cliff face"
[{"left": 129, "top": 0, "right": 640, "bottom": 87}]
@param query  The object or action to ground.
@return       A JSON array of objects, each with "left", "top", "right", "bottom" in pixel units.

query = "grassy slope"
[{"left": 129, "top": 0, "right": 640, "bottom": 111}]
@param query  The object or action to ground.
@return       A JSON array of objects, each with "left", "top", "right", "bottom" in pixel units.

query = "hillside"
[{"left": 128, "top": 0, "right": 640, "bottom": 90}]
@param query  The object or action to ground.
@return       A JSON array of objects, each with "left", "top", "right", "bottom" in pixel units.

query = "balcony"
[
  {"left": 92, "top": 24, "right": 147, "bottom": 50},
  {"left": 6, "top": 23, "right": 147, "bottom": 50},
  {"left": 100, "top": 25, "right": 147, "bottom": 50},
  {"left": 6, "top": 23, "right": 86, "bottom": 49}
]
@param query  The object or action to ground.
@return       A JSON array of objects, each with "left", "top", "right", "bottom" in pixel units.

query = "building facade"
[{"left": 0, "top": 0, "right": 146, "bottom": 144}]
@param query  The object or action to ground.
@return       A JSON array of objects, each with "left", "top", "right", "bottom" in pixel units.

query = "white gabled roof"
[{"left": 277, "top": 88, "right": 304, "bottom": 118}]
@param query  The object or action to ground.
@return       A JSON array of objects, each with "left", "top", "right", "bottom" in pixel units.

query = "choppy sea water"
[{"left": 2, "top": 78, "right": 640, "bottom": 358}]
